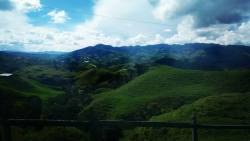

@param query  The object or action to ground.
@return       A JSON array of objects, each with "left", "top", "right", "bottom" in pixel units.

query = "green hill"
[
  {"left": 123, "top": 93, "right": 250, "bottom": 141},
  {"left": 79, "top": 66, "right": 250, "bottom": 120},
  {"left": 0, "top": 68, "right": 66, "bottom": 119},
  {"left": 18, "top": 65, "right": 72, "bottom": 88},
  {"left": 152, "top": 92, "right": 250, "bottom": 123},
  {"left": 0, "top": 74, "right": 64, "bottom": 100}
]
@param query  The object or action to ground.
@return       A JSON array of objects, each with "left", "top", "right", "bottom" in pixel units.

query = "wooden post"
[
  {"left": 88, "top": 110, "right": 102, "bottom": 141},
  {"left": 192, "top": 115, "right": 198, "bottom": 141},
  {"left": 1, "top": 118, "right": 12, "bottom": 141},
  {"left": 1, "top": 98, "right": 12, "bottom": 141},
  {"left": 89, "top": 119, "right": 102, "bottom": 141}
]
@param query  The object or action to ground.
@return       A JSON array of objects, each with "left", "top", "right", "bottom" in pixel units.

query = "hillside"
[
  {"left": 0, "top": 51, "right": 64, "bottom": 72},
  {"left": 57, "top": 44, "right": 250, "bottom": 71},
  {"left": 79, "top": 66, "right": 250, "bottom": 120},
  {"left": 123, "top": 93, "right": 250, "bottom": 141},
  {"left": 0, "top": 75, "right": 64, "bottom": 99}
]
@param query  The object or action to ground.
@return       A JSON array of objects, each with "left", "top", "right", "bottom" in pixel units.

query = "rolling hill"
[
  {"left": 123, "top": 93, "right": 250, "bottom": 141},
  {"left": 79, "top": 66, "right": 250, "bottom": 120},
  {"left": 0, "top": 74, "right": 64, "bottom": 99}
]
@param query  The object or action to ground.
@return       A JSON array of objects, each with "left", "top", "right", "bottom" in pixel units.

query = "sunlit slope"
[
  {"left": 124, "top": 93, "right": 250, "bottom": 141},
  {"left": 18, "top": 65, "right": 72, "bottom": 87},
  {"left": 153, "top": 93, "right": 250, "bottom": 123},
  {"left": 0, "top": 74, "right": 64, "bottom": 100},
  {"left": 80, "top": 66, "right": 250, "bottom": 120}
]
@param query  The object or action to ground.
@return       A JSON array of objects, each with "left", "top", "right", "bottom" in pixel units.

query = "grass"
[
  {"left": 152, "top": 93, "right": 250, "bottom": 123},
  {"left": 79, "top": 66, "right": 250, "bottom": 120},
  {"left": 122, "top": 93, "right": 250, "bottom": 141},
  {"left": 18, "top": 65, "right": 71, "bottom": 79},
  {"left": 0, "top": 65, "right": 67, "bottom": 100},
  {"left": 21, "top": 78, "right": 64, "bottom": 100}
]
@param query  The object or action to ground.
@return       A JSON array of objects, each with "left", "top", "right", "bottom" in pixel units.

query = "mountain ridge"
[{"left": 1, "top": 43, "right": 250, "bottom": 53}]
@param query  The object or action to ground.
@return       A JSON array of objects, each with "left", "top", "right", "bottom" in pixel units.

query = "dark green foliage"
[
  {"left": 43, "top": 93, "right": 92, "bottom": 120},
  {"left": 19, "top": 65, "right": 73, "bottom": 87},
  {"left": 11, "top": 127, "right": 90, "bottom": 141},
  {"left": 0, "top": 86, "right": 42, "bottom": 119},
  {"left": 0, "top": 75, "right": 34, "bottom": 92},
  {"left": 76, "top": 68, "right": 130, "bottom": 93},
  {"left": 73, "top": 63, "right": 149, "bottom": 95},
  {"left": 154, "top": 56, "right": 177, "bottom": 66}
]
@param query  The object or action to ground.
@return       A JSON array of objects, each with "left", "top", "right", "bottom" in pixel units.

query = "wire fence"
[{"left": 1, "top": 116, "right": 250, "bottom": 141}]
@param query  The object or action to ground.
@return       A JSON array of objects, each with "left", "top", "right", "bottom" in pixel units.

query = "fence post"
[
  {"left": 89, "top": 119, "right": 102, "bottom": 141},
  {"left": 192, "top": 115, "right": 198, "bottom": 141},
  {"left": 1, "top": 117, "right": 12, "bottom": 141},
  {"left": 88, "top": 110, "right": 102, "bottom": 141}
]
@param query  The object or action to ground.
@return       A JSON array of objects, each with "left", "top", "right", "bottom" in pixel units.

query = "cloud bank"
[
  {"left": 0, "top": 0, "right": 250, "bottom": 51},
  {"left": 154, "top": 0, "right": 250, "bottom": 27}
]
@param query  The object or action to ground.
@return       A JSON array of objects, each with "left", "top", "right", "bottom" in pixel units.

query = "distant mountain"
[
  {"left": 61, "top": 44, "right": 130, "bottom": 67},
  {"left": 61, "top": 43, "right": 250, "bottom": 70},
  {"left": 0, "top": 51, "right": 65, "bottom": 72},
  {"left": 1, "top": 43, "right": 250, "bottom": 72}
]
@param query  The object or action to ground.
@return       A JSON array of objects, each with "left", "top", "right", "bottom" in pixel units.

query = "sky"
[{"left": 0, "top": 0, "right": 250, "bottom": 52}]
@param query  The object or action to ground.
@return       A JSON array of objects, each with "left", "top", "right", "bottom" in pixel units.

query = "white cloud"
[
  {"left": 10, "top": 0, "right": 42, "bottom": 12},
  {"left": 153, "top": 0, "right": 180, "bottom": 21},
  {"left": 215, "top": 21, "right": 250, "bottom": 45},
  {"left": 78, "top": 0, "right": 167, "bottom": 37},
  {"left": 165, "top": 15, "right": 250, "bottom": 45},
  {"left": 1, "top": 0, "right": 250, "bottom": 52},
  {"left": 165, "top": 15, "right": 209, "bottom": 44},
  {"left": 164, "top": 28, "right": 171, "bottom": 32},
  {"left": 47, "top": 10, "right": 70, "bottom": 24}
]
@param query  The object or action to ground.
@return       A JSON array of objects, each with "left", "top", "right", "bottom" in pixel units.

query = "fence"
[{"left": 1, "top": 116, "right": 250, "bottom": 141}]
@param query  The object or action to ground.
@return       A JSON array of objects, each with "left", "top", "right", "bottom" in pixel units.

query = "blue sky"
[
  {"left": 27, "top": 0, "right": 94, "bottom": 28},
  {"left": 0, "top": 0, "right": 250, "bottom": 51}
]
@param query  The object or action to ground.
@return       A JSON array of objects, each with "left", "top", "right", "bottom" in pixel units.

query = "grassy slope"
[
  {"left": 123, "top": 93, "right": 250, "bottom": 141},
  {"left": 153, "top": 93, "right": 250, "bottom": 123},
  {"left": 0, "top": 76, "right": 63, "bottom": 100},
  {"left": 18, "top": 65, "right": 71, "bottom": 79},
  {"left": 79, "top": 66, "right": 250, "bottom": 120},
  {"left": 23, "top": 78, "right": 64, "bottom": 100},
  {"left": 0, "top": 65, "right": 67, "bottom": 100}
]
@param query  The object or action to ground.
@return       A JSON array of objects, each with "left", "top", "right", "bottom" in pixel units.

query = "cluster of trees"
[
  {"left": 43, "top": 88, "right": 92, "bottom": 120},
  {"left": 0, "top": 90, "right": 41, "bottom": 119}
]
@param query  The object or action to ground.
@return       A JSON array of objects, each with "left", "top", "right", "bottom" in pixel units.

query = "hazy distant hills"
[
  {"left": 1, "top": 43, "right": 250, "bottom": 72},
  {"left": 60, "top": 43, "right": 250, "bottom": 70}
]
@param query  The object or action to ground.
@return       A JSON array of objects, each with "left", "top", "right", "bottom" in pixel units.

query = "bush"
[{"left": 17, "top": 127, "right": 90, "bottom": 141}]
